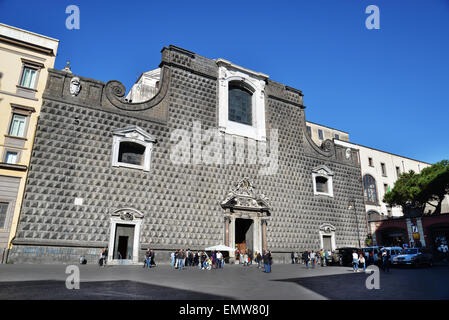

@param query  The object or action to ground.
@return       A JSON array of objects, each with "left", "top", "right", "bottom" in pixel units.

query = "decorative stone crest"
[
  {"left": 319, "top": 223, "right": 336, "bottom": 234},
  {"left": 221, "top": 178, "right": 271, "bottom": 214},
  {"left": 70, "top": 77, "right": 81, "bottom": 96},
  {"left": 120, "top": 212, "right": 134, "bottom": 221}
]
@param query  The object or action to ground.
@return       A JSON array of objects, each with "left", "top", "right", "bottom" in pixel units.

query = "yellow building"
[{"left": 0, "top": 23, "right": 58, "bottom": 262}]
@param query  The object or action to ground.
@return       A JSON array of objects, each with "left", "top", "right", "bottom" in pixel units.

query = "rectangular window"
[
  {"left": 20, "top": 67, "right": 38, "bottom": 89},
  {"left": 0, "top": 202, "right": 8, "bottom": 229},
  {"left": 9, "top": 114, "right": 27, "bottom": 137},
  {"left": 334, "top": 134, "right": 340, "bottom": 140},
  {"left": 384, "top": 184, "right": 389, "bottom": 193},
  {"left": 306, "top": 126, "right": 311, "bottom": 138},
  {"left": 381, "top": 163, "right": 387, "bottom": 176},
  {"left": 368, "top": 157, "right": 373, "bottom": 167},
  {"left": 318, "top": 129, "right": 323, "bottom": 140},
  {"left": 5, "top": 151, "right": 18, "bottom": 164},
  {"left": 396, "top": 166, "right": 401, "bottom": 177}
]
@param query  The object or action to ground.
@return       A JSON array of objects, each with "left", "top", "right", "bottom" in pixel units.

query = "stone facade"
[{"left": 8, "top": 45, "right": 367, "bottom": 264}]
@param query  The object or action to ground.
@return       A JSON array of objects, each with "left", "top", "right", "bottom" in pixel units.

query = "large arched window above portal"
[
  {"left": 216, "top": 59, "right": 268, "bottom": 141},
  {"left": 363, "top": 174, "right": 378, "bottom": 204},
  {"left": 112, "top": 126, "right": 156, "bottom": 172},
  {"left": 228, "top": 81, "right": 253, "bottom": 126}
]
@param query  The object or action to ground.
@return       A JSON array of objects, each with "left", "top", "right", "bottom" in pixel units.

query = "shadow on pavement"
[
  {"left": 0, "top": 280, "right": 234, "bottom": 300},
  {"left": 275, "top": 270, "right": 449, "bottom": 300}
]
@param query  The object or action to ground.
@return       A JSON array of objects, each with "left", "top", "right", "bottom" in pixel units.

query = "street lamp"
[{"left": 348, "top": 198, "right": 361, "bottom": 248}]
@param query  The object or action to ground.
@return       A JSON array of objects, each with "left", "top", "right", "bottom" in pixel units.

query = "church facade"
[{"left": 8, "top": 45, "right": 367, "bottom": 264}]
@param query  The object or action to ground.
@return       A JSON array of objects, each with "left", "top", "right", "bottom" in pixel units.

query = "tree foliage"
[{"left": 383, "top": 160, "right": 449, "bottom": 215}]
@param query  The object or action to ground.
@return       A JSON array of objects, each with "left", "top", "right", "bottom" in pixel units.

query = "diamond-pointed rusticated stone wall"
[{"left": 9, "top": 45, "right": 366, "bottom": 264}]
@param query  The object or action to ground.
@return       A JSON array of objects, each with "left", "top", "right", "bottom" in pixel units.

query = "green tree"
[
  {"left": 416, "top": 160, "right": 449, "bottom": 215},
  {"left": 384, "top": 160, "right": 449, "bottom": 215},
  {"left": 383, "top": 170, "right": 424, "bottom": 213}
]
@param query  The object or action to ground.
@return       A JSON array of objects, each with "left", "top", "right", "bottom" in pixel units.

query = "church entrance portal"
[{"left": 235, "top": 218, "right": 254, "bottom": 254}]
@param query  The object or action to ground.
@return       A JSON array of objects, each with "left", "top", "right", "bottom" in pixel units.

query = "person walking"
[
  {"left": 263, "top": 250, "right": 272, "bottom": 273},
  {"left": 178, "top": 249, "right": 185, "bottom": 270},
  {"left": 145, "top": 248, "right": 151, "bottom": 269},
  {"left": 320, "top": 249, "right": 325, "bottom": 267},
  {"left": 352, "top": 250, "right": 359, "bottom": 272},
  {"left": 310, "top": 251, "right": 316, "bottom": 269},
  {"left": 382, "top": 249, "right": 390, "bottom": 272},
  {"left": 359, "top": 253, "right": 366, "bottom": 272},
  {"left": 303, "top": 250, "right": 310, "bottom": 269},
  {"left": 170, "top": 251, "right": 175, "bottom": 266},
  {"left": 256, "top": 252, "right": 262, "bottom": 269},
  {"left": 291, "top": 252, "right": 295, "bottom": 264}
]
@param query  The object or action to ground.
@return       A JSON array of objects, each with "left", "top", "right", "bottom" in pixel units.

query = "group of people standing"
[
  {"left": 352, "top": 248, "right": 391, "bottom": 272},
  {"left": 299, "top": 249, "right": 331, "bottom": 269},
  {"left": 170, "top": 249, "right": 225, "bottom": 270}
]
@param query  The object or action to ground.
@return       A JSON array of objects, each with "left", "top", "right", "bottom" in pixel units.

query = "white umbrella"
[{"left": 205, "top": 244, "right": 236, "bottom": 252}]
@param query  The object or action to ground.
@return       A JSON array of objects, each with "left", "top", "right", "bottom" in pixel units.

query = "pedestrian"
[
  {"left": 194, "top": 251, "right": 199, "bottom": 267},
  {"left": 150, "top": 250, "right": 156, "bottom": 267},
  {"left": 256, "top": 252, "right": 262, "bottom": 268},
  {"left": 216, "top": 251, "right": 223, "bottom": 268},
  {"left": 170, "top": 251, "right": 175, "bottom": 266},
  {"left": 359, "top": 253, "right": 366, "bottom": 272},
  {"left": 383, "top": 249, "right": 390, "bottom": 272},
  {"left": 145, "top": 248, "right": 151, "bottom": 269},
  {"left": 352, "top": 250, "right": 359, "bottom": 272},
  {"left": 243, "top": 250, "right": 248, "bottom": 267},
  {"left": 98, "top": 249, "right": 104, "bottom": 267},
  {"left": 291, "top": 252, "right": 295, "bottom": 264},
  {"left": 303, "top": 250, "right": 310, "bottom": 269},
  {"left": 310, "top": 251, "right": 316, "bottom": 269},
  {"left": 174, "top": 249, "right": 179, "bottom": 269},
  {"left": 178, "top": 249, "right": 185, "bottom": 270},
  {"left": 324, "top": 250, "right": 329, "bottom": 266},
  {"left": 263, "top": 250, "right": 272, "bottom": 273}
]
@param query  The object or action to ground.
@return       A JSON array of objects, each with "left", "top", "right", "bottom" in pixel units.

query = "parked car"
[
  {"left": 331, "top": 247, "right": 360, "bottom": 266},
  {"left": 380, "top": 246, "right": 403, "bottom": 263},
  {"left": 392, "top": 248, "right": 433, "bottom": 267}
]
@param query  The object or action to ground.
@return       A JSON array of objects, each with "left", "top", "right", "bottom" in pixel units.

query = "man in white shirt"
[
  {"left": 216, "top": 251, "right": 223, "bottom": 268},
  {"left": 352, "top": 251, "right": 359, "bottom": 272}
]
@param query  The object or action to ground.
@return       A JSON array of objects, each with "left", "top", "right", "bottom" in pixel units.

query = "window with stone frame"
[
  {"left": 312, "top": 165, "right": 334, "bottom": 197},
  {"left": 363, "top": 174, "right": 378, "bottom": 204},
  {"left": 228, "top": 83, "right": 253, "bottom": 126},
  {"left": 111, "top": 126, "right": 156, "bottom": 172}
]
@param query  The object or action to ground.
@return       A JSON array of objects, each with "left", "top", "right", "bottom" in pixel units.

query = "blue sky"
[{"left": 1, "top": 0, "right": 448, "bottom": 163}]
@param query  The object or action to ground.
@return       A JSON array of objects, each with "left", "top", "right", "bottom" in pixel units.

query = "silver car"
[{"left": 392, "top": 248, "right": 433, "bottom": 267}]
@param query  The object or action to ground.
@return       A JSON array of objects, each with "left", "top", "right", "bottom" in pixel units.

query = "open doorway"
[
  {"left": 235, "top": 218, "right": 254, "bottom": 259},
  {"left": 113, "top": 224, "right": 135, "bottom": 260}
]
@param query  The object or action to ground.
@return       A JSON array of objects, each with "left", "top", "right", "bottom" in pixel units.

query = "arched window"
[
  {"left": 363, "top": 174, "right": 378, "bottom": 204},
  {"left": 118, "top": 141, "right": 145, "bottom": 166},
  {"left": 228, "top": 82, "right": 253, "bottom": 126}
]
